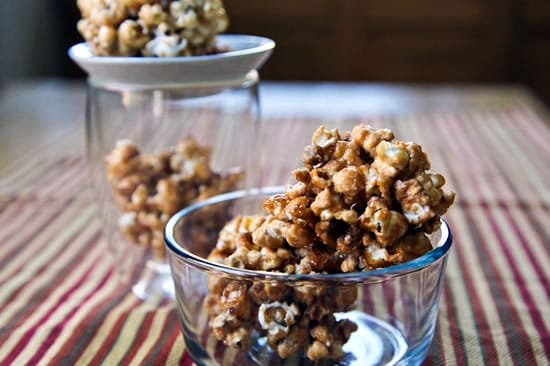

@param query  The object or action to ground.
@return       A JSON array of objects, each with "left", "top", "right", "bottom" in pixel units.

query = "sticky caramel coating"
[{"left": 204, "top": 124, "right": 455, "bottom": 362}]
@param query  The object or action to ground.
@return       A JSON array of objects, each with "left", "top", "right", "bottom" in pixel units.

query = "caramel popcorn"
[
  {"left": 204, "top": 270, "right": 358, "bottom": 361},
  {"left": 106, "top": 137, "right": 241, "bottom": 258},
  {"left": 77, "top": 0, "right": 229, "bottom": 56},
  {"left": 203, "top": 124, "right": 455, "bottom": 362}
]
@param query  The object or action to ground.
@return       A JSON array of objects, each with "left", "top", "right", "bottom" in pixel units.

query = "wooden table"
[{"left": 1, "top": 80, "right": 549, "bottom": 365}]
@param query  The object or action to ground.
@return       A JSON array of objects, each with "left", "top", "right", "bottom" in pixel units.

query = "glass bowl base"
[{"left": 246, "top": 311, "right": 407, "bottom": 366}]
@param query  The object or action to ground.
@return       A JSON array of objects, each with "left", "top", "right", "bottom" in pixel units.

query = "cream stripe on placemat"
[
  {"left": 469, "top": 206, "right": 539, "bottom": 364},
  {"left": 165, "top": 334, "right": 186, "bottom": 365},
  {"left": 100, "top": 300, "right": 163, "bottom": 365},
  {"left": 0, "top": 226, "right": 105, "bottom": 363},
  {"left": 436, "top": 294, "right": 457, "bottom": 364},
  {"left": 405, "top": 113, "right": 486, "bottom": 364},
  {"left": 38, "top": 267, "right": 120, "bottom": 365},
  {"left": 8, "top": 253, "right": 112, "bottom": 366},
  {"left": 74, "top": 294, "right": 140, "bottom": 365},
  {"left": 439, "top": 230, "right": 484, "bottom": 365},
  {"left": 443, "top": 111, "right": 544, "bottom": 364},
  {"left": 0, "top": 201, "right": 94, "bottom": 286},
  {"left": 0, "top": 198, "right": 81, "bottom": 265},
  {"left": 127, "top": 309, "right": 172, "bottom": 365}
]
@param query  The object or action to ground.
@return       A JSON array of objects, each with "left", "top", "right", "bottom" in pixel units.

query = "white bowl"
[{"left": 68, "top": 34, "right": 275, "bottom": 86}]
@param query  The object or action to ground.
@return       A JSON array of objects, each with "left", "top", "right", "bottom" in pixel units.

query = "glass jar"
[
  {"left": 84, "top": 72, "right": 260, "bottom": 301},
  {"left": 70, "top": 34, "right": 274, "bottom": 302}
]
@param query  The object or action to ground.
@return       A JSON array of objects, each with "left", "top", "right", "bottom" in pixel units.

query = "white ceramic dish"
[{"left": 68, "top": 34, "right": 275, "bottom": 86}]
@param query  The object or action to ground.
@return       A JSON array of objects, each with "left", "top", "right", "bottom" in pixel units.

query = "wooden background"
[
  {"left": 6, "top": 0, "right": 550, "bottom": 102},
  {"left": 224, "top": 0, "right": 550, "bottom": 102}
]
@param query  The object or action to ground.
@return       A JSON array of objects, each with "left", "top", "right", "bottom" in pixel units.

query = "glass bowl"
[{"left": 164, "top": 187, "right": 452, "bottom": 365}]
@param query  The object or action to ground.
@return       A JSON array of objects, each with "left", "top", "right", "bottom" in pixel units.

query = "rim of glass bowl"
[{"left": 164, "top": 186, "right": 452, "bottom": 283}]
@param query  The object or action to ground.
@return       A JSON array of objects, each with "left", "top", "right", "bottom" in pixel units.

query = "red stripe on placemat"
[
  {"left": 23, "top": 266, "right": 113, "bottom": 366},
  {"left": 86, "top": 300, "right": 143, "bottom": 365},
  {"left": 502, "top": 109, "right": 550, "bottom": 159},
  {"left": 421, "top": 356, "right": 433, "bottom": 366},
  {"left": 441, "top": 279, "right": 467, "bottom": 365},
  {"left": 495, "top": 185, "right": 550, "bottom": 298},
  {"left": 512, "top": 109, "right": 550, "bottom": 154},
  {"left": 1, "top": 156, "right": 83, "bottom": 198},
  {"left": 428, "top": 115, "right": 497, "bottom": 364},
  {"left": 430, "top": 324, "right": 444, "bottom": 365},
  {"left": 37, "top": 157, "right": 87, "bottom": 198},
  {"left": 408, "top": 114, "right": 485, "bottom": 365},
  {"left": 463, "top": 204, "right": 538, "bottom": 365},
  {"left": 484, "top": 208, "right": 550, "bottom": 353},
  {"left": 144, "top": 311, "right": 181, "bottom": 365},
  {"left": 0, "top": 226, "right": 100, "bottom": 332},
  {"left": 458, "top": 111, "right": 550, "bottom": 319},
  {"left": 518, "top": 206, "right": 550, "bottom": 259},
  {"left": 0, "top": 199, "right": 91, "bottom": 307},
  {"left": 0, "top": 195, "right": 38, "bottom": 244},
  {"left": 0, "top": 217, "right": 98, "bottom": 331},
  {"left": 486, "top": 111, "right": 550, "bottom": 193},
  {"left": 118, "top": 310, "right": 156, "bottom": 365},
  {"left": 446, "top": 213, "right": 498, "bottom": 366},
  {"left": 399, "top": 116, "right": 470, "bottom": 364},
  {"left": 446, "top": 113, "right": 539, "bottom": 364},
  {"left": 0, "top": 232, "right": 104, "bottom": 365},
  {"left": 0, "top": 156, "right": 65, "bottom": 191},
  {"left": 45, "top": 285, "right": 132, "bottom": 366},
  {"left": 0, "top": 158, "right": 90, "bottom": 274},
  {"left": 179, "top": 352, "right": 195, "bottom": 366},
  {"left": 155, "top": 329, "right": 182, "bottom": 365},
  {"left": 0, "top": 196, "right": 82, "bottom": 274}
]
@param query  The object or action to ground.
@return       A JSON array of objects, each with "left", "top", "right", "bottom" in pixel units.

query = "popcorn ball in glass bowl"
[{"left": 165, "top": 124, "right": 455, "bottom": 365}]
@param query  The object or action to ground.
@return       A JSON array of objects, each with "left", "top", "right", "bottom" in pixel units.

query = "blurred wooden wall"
[
  {"left": 225, "top": 0, "right": 550, "bottom": 101},
  {"left": 8, "top": 0, "right": 550, "bottom": 103}
]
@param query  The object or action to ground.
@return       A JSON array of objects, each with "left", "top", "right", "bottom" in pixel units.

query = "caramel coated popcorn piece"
[
  {"left": 204, "top": 124, "right": 455, "bottom": 362},
  {"left": 388, "top": 232, "right": 433, "bottom": 264},
  {"left": 360, "top": 197, "right": 408, "bottom": 245},
  {"left": 333, "top": 166, "right": 365, "bottom": 197},
  {"left": 210, "top": 313, "right": 251, "bottom": 348},
  {"left": 351, "top": 124, "right": 394, "bottom": 157},
  {"left": 251, "top": 216, "right": 288, "bottom": 249},
  {"left": 395, "top": 172, "right": 455, "bottom": 225},
  {"left": 215, "top": 215, "right": 264, "bottom": 254},
  {"left": 258, "top": 301, "right": 300, "bottom": 339},
  {"left": 117, "top": 19, "right": 150, "bottom": 55},
  {"left": 77, "top": 0, "right": 229, "bottom": 57}
]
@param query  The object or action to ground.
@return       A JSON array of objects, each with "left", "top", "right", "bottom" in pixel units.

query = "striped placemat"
[{"left": 0, "top": 106, "right": 549, "bottom": 365}]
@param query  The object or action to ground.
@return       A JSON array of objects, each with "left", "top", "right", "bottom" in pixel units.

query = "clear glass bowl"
[
  {"left": 164, "top": 187, "right": 452, "bottom": 365},
  {"left": 85, "top": 72, "right": 260, "bottom": 302}
]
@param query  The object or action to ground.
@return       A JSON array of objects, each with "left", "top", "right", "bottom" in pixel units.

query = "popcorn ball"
[
  {"left": 106, "top": 137, "right": 241, "bottom": 258},
  {"left": 77, "top": 0, "right": 229, "bottom": 56},
  {"left": 203, "top": 124, "right": 455, "bottom": 362}
]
